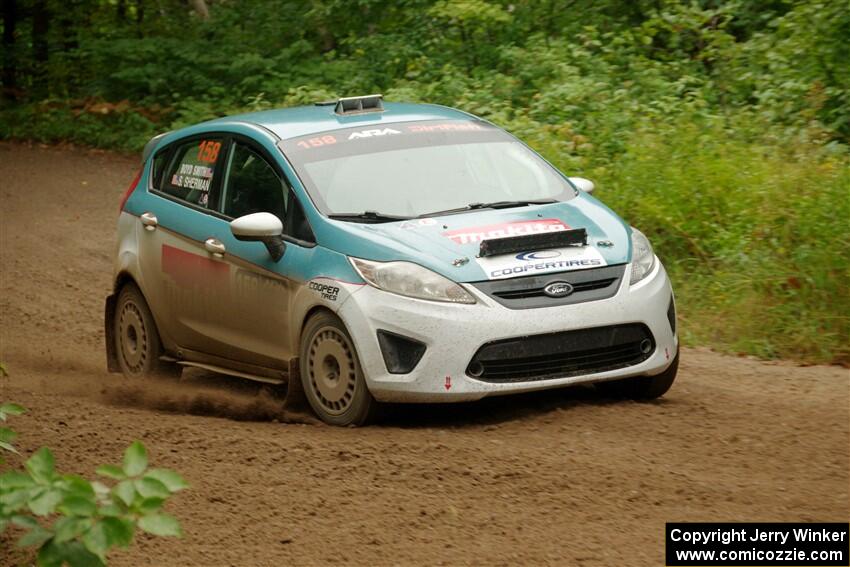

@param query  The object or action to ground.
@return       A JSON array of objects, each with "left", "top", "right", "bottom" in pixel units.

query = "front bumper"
[{"left": 337, "top": 259, "right": 677, "bottom": 402}]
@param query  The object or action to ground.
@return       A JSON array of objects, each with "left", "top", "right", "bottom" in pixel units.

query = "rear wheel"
[
  {"left": 300, "top": 311, "right": 376, "bottom": 426},
  {"left": 595, "top": 349, "right": 679, "bottom": 400},
  {"left": 114, "top": 283, "right": 180, "bottom": 379}
]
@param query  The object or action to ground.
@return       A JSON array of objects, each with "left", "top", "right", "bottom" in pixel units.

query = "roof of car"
[{"left": 206, "top": 101, "right": 480, "bottom": 140}]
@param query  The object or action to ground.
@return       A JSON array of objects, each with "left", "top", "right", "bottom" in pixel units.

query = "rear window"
[{"left": 160, "top": 138, "right": 224, "bottom": 208}]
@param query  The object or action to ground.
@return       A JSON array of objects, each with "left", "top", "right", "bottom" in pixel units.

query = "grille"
[
  {"left": 472, "top": 264, "right": 626, "bottom": 309},
  {"left": 467, "top": 323, "right": 654, "bottom": 382},
  {"left": 492, "top": 277, "right": 617, "bottom": 300}
]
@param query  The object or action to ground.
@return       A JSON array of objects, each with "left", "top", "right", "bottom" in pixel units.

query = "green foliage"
[
  {"left": 0, "top": 403, "right": 26, "bottom": 457},
  {"left": 0, "top": 405, "right": 186, "bottom": 566},
  {"left": 591, "top": 119, "right": 850, "bottom": 362},
  {"left": 1, "top": 0, "right": 848, "bottom": 362}
]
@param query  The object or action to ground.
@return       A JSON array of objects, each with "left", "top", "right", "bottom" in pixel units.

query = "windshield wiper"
[
  {"left": 328, "top": 211, "right": 413, "bottom": 223},
  {"left": 418, "top": 199, "right": 558, "bottom": 218}
]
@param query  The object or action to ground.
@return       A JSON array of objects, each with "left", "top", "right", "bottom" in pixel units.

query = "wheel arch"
[
  {"left": 105, "top": 271, "right": 144, "bottom": 372},
  {"left": 106, "top": 271, "right": 174, "bottom": 371},
  {"left": 299, "top": 305, "right": 337, "bottom": 341},
  {"left": 113, "top": 270, "right": 139, "bottom": 293}
]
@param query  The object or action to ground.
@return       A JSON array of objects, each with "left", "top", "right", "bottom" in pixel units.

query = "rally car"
[{"left": 105, "top": 95, "right": 678, "bottom": 426}]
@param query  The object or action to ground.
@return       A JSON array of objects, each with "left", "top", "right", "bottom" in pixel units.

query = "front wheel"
[
  {"left": 595, "top": 349, "right": 679, "bottom": 400},
  {"left": 114, "top": 283, "right": 180, "bottom": 379},
  {"left": 299, "top": 311, "right": 376, "bottom": 426}
]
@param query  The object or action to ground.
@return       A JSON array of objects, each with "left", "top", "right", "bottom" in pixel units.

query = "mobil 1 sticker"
[{"left": 477, "top": 247, "right": 607, "bottom": 280}]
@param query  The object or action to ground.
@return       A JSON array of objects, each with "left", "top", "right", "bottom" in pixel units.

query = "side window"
[
  {"left": 160, "top": 138, "right": 224, "bottom": 208},
  {"left": 286, "top": 189, "right": 316, "bottom": 243},
  {"left": 221, "top": 143, "right": 288, "bottom": 221},
  {"left": 151, "top": 149, "right": 168, "bottom": 188}
]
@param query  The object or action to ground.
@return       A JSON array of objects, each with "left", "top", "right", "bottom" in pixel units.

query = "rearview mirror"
[
  {"left": 569, "top": 177, "right": 595, "bottom": 195},
  {"left": 230, "top": 212, "right": 286, "bottom": 262}
]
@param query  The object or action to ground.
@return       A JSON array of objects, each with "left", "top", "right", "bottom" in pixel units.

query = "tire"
[
  {"left": 114, "top": 283, "right": 181, "bottom": 379},
  {"left": 299, "top": 311, "right": 376, "bottom": 426},
  {"left": 595, "top": 349, "right": 679, "bottom": 400}
]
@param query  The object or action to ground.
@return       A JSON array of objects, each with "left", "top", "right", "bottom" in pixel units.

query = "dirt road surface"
[{"left": 1, "top": 142, "right": 848, "bottom": 566}]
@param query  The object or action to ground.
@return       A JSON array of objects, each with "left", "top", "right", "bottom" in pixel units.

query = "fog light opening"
[
  {"left": 468, "top": 361, "right": 485, "bottom": 377},
  {"left": 639, "top": 339, "right": 653, "bottom": 354}
]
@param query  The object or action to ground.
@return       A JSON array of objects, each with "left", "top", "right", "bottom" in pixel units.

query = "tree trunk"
[
  {"left": 31, "top": 0, "right": 50, "bottom": 98},
  {"left": 2, "top": 0, "right": 16, "bottom": 99},
  {"left": 136, "top": 0, "right": 145, "bottom": 37}
]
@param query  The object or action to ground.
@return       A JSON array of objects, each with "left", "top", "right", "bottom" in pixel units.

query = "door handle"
[
  {"left": 204, "top": 238, "right": 226, "bottom": 257},
  {"left": 140, "top": 212, "right": 158, "bottom": 231}
]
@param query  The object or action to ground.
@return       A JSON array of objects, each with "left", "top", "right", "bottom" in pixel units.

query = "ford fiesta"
[{"left": 105, "top": 95, "right": 678, "bottom": 426}]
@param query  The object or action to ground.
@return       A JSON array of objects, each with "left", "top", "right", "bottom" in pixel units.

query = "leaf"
[
  {"left": 38, "top": 540, "right": 105, "bottom": 567},
  {"left": 11, "top": 515, "right": 40, "bottom": 529},
  {"left": 134, "top": 477, "right": 169, "bottom": 499},
  {"left": 138, "top": 513, "right": 182, "bottom": 537},
  {"left": 59, "top": 495, "right": 97, "bottom": 517},
  {"left": 136, "top": 497, "right": 165, "bottom": 514},
  {"left": 1, "top": 470, "right": 35, "bottom": 488},
  {"left": 144, "top": 468, "right": 188, "bottom": 492},
  {"left": 61, "top": 476, "right": 96, "bottom": 499},
  {"left": 28, "top": 488, "right": 64, "bottom": 516},
  {"left": 122, "top": 442, "right": 148, "bottom": 477},
  {"left": 111, "top": 480, "right": 136, "bottom": 507},
  {"left": 0, "top": 484, "right": 34, "bottom": 510},
  {"left": 0, "top": 426, "right": 18, "bottom": 442},
  {"left": 97, "top": 503, "right": 123, "bottom": 517},
  {"left": 81, "top": 522, "right": 109, "bottom": 561},
  {"left": 53, "top": 517, "right": 91, "bottom": 544},
  {"left": 100, "top": 517, "right": 134, "bottom": 548},
  {"left": 26, "top": 448, "right": 56, "bottom": 484},
  {"left": 0, "top": 440, "right": 18, "bottom": 454},
  {"left": 90, "top": 481, "right": 110, "bottom": 498},
  {"left": 95, "top": 465, "right": 126, "bottom": 481},
  {"left": 17, "top": 525, "right": 53, "bottom": 548},
  {"left": 0, "top": 403, "right": 25, "bottom": 419},
  {"left": 36, "top": 539, "right": 65, "bottom": 567},
  {"left": 65, "top": 542, "right": 106, "bottom": 567}
]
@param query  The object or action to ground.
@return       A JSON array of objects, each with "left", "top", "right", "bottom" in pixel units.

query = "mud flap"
[
  {"left": 104, "top": 294, "right": 120, "bottom": 372},
  {"left": 283, "top": 357, "right": 309, "bottom": 412}
]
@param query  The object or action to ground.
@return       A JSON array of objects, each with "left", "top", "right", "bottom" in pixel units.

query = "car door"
[
  {"left": 197, "top": 137, "right": 311, "bottom": 369},
  {"left": 135, "top": 134, "right": 231, "bottom": 354}
]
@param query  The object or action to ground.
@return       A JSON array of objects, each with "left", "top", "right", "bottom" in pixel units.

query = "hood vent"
[{"left": 479, "top": 227, "right": 587, "bottom": 258}]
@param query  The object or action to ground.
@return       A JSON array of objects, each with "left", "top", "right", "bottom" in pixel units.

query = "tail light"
[{"left": 119, "top": 168, "right": 143, "bottom": 213}]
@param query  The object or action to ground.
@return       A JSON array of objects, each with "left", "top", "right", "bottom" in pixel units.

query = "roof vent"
[{"left": 330, "top": 94, "right": 384, "bottom": 115}]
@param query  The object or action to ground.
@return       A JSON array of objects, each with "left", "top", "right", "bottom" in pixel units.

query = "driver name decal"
[{"left": 442, "top": 219, "right": 569, "bottom": 245}]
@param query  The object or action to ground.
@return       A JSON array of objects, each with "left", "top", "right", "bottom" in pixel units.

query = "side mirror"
[
  {"left": 230, "top": 212, "right": 286, "bottom": 262},
  {"left": 569, "top": 177, "right": 595, "bottom": 195}
]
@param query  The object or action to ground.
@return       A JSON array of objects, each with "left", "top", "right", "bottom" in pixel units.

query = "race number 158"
[{"left": 197, "top": 140, "right": 221, "bottom": 163}]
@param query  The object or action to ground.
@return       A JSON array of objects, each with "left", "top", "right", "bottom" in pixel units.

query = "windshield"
[{"left": 278, "top": 120, "right": 577, "bottom": 218}]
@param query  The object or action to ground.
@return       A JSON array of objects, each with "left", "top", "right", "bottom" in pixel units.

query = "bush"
[
  {"left": 1, "top": 403, "right": 187, "bottom": 566},
  {"left": 590, "top": 119, "right": 850, "bottom": 363}
]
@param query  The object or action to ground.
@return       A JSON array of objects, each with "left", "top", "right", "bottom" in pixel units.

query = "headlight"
[
  {"left": 350, "top": 258, "right": 476, "bottom": 304},
  {"left": 630, "top": 227, "right": 656, "bottom": 284}
]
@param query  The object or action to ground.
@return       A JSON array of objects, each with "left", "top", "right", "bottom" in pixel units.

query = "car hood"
[{"left": 317, "top": 193, "right": 632, "bottom": 283}]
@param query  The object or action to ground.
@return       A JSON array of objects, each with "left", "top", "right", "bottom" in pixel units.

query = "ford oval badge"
[{"left": 543, "top": 281, "right": 574, "bottom": 298}]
